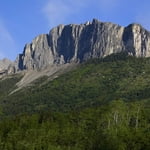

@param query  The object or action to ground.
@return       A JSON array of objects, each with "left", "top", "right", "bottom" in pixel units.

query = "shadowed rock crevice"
[{"left": 57, "top": 25, "right": 76, "bottom": 63}]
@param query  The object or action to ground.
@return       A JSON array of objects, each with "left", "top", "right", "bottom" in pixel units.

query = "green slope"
[
  {"left": 0, "top": 52, "right": 150, "bottom": 116},
  {"left": 0, "top": 53, "right": 149, "bottom": 150},
  {"left": 0, "top": 74, "right": 22, "bottom": 99}
]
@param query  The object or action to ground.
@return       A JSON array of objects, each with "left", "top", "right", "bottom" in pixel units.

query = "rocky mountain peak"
[{"left": 2, "top": 19, "right": 150, "bottom": 74}]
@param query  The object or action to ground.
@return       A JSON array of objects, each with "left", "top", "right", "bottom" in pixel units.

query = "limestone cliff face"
[
  {"left": 123, "top": 24, "right": 150, "bottom": 57},
  {"left": 16, "top": 34, "right": 54, "bottom": 70},
  {"left": 14, "top": 19, "right": 150, "bottom": 71}
]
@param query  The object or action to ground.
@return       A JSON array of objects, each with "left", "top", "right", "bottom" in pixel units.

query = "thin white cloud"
[
  {"left": 43, "top": 0, "right": 71, "bottom": 27},
  {"left": 42, "top": 0, "right": 121, "bottom": 28},
  {"left": 42, "top": 0, "right": 90, "bottom": 27},
  {"left": 0, "top": 19, "right": 16, "bottom": 60}
]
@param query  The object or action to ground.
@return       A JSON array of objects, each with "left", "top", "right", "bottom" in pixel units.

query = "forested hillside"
[
  {"left": 0, "top": 100, "right": 149, "bottom": 150},
  {"left": 0, "top": 53, "right": 150, "bottom": 116},
  {"left": 0, "top": 53, "right": 149, "bottom": 149}
]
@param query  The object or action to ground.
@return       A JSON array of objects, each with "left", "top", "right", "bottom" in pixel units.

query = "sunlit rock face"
[
  {"left": 123, "top": 24, "right": 150, "bottom": 57},
  {"left": 8, "top": 19, "right": 150, "bottom": 72}
]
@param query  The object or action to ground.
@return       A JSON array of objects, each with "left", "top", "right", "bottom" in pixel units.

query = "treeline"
[{"left": 0, "top": 100, "right": 149, "bottom": 150}]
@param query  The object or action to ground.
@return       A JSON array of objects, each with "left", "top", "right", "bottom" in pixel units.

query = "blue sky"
[{"left": 0, "top": 0, "right": 150, "bottom": 60}]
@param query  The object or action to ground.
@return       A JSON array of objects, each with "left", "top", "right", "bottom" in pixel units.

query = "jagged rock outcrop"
[
  {"left": 16, "top": 34, "right": 55, "bottom": 70},
  {"left": 10, "top": 19, "right": 150, "bottom": 72},
  {"left": 123, "top": 24, "right": 150, "bottom": 57},
  {"left": 0, "top": 58, "right": 13, "bottom": 75},
  {"left": 0, "top": 58, "right": 12, "bottom": 70}
]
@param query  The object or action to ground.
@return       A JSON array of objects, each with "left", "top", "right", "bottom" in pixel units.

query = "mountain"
[
  {"left": 0, "top": 19, "right": 150, "bottom": 149},
  {"left": 1, "top": 19, "right": 150, "bottom": 86},
  {"left": 8, "top": 19, "right": 150, "bottom": 73}
]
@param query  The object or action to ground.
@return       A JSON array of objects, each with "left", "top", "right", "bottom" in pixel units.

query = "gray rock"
[
  {"left": 0, "top": 58, "right": 12, "bottom": 72},
  {"left": 6, "top": 19, "right": 150, "bottom": 72}
]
